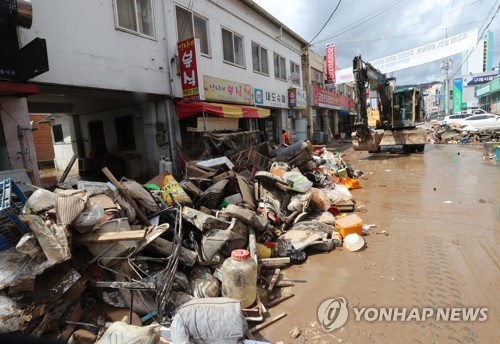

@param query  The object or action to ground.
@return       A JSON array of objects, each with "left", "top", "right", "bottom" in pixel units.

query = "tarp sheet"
[{"left": 176, "top": 101, "right": 270, "bottom": 120}]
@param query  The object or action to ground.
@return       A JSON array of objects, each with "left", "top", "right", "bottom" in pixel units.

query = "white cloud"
[{"left": 253, "top": 0, "right": 499, "bottom": 85}]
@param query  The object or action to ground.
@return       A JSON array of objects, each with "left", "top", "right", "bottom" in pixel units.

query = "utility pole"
[{"left": 440, "top": 59, "right": 453, "bottom": 115}]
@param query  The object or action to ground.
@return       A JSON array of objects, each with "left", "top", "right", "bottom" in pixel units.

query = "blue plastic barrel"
[{"left": 496, "top": 146, "right": 500, "bottom": 161}]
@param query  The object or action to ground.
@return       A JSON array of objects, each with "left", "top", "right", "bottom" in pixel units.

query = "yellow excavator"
[{"left": 352, "top": 55, "right": 426, "bottom": 153}]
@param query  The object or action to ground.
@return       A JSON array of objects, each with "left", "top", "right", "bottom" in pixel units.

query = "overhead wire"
[
  {"left": 448, "top": 1, "right": 499, "bottom": 80},
  {"left": 331, "top": 18, "right": 486, "bottom": 45},
  {"left": 308, "top": 0, "right": 343, "bottom": 43},
  {"left": 311, "top": 0, "right": 404, "bottom": 45}
]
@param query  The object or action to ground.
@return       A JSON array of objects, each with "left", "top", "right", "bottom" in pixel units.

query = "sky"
[{"left": 253, "top": 0, "right": 500, "bottom": 86}]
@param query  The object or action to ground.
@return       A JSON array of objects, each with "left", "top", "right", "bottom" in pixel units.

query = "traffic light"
[{"left": 0, "top": 0, "right": 49, "bottom": 82}]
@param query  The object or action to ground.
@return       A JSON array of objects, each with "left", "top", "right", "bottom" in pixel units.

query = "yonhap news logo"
[
  {"left": 317, "top": 297, "right": 349, "bottom": 332},
  {"left": 318, "top": 297, "right": 488, "bottom": 332}
]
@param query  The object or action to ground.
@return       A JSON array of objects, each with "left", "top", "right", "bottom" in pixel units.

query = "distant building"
[{"left": 461, "top": 31, "right": 494, "bottom": 74}]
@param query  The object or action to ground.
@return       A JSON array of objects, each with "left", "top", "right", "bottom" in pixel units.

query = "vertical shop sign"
[
  {"left": 452, "top": 78, "right": 463, "bottom": 113},
  {"left": 326, "top": 43, "right": 336, "bottom": 84},
  {"left": 177, "top": 37, "right": 204, "bottom": 101}
]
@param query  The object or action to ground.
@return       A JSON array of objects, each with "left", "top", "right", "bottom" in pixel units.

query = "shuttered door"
[{"left": 30, "top": 114, "right": 55, "bottom": 163}]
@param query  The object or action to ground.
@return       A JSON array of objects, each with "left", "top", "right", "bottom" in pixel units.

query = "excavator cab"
[{"left": 352, "top": 55, "right": 426, "bottom": 153}]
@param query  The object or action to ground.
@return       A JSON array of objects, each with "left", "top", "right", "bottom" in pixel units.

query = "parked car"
[
  {"left": 461, "top": 114, "right": 500, "bottom": 131},
  {"left": 443, "top": 113, "right": 474, "bottom": 126}
]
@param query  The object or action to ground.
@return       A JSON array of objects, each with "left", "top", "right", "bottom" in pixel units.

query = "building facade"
[{"left": 6, "top": 0, "right": 309, "bottom": 183}]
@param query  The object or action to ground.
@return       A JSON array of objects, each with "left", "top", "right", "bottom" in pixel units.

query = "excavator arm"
[{"left": 353, "top": 55, "right": 393, "bottom": 139}]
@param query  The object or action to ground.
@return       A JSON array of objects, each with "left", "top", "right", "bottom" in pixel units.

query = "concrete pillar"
[{"left": 0, "top": 97, "right": 41, "bottom": 185}]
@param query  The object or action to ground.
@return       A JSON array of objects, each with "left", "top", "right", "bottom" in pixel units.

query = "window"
[
  {"left": 222, "top": 28, "right": 244, "bottom": 67},
  {"left": 290, "top": 61, "right": 300, "bottom": 86},
  {"left": 252, "top": 42, "right": 268, "bottom": 75},
  {"left": 115, "top": 0, "right": 154, "bottom": 37},
  {"left": 175, "top": 6, "right": 210, "bottom": 55},
  {"left": 115, "top": 116, "right": 136, "bottom": 151},
  {"left": 273, "top": 53, "right": 286, "bottom": 81},
  {"left": 52, "top": 124, "right": 64, "bottom": 143},
  {"left": 311, "top": 68, "right": 323, "bottom": 86}
]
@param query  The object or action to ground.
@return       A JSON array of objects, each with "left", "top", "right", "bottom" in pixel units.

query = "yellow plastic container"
[{"left": 335, "top": 214, "right": 363, "bottom": 238}]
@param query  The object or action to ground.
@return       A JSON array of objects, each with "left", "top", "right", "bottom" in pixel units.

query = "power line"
[
  {"left": 308, "top": 0, "right": 342, "bottom": 43},
  {"left": 312, "top": 0, "right": 404, "bottom": 45},
  {"left": 449, "top": 2, "right": 499, "bottom": 80},
  {"left": 330, "top": 19, "right": 486, "bottom": 45}
]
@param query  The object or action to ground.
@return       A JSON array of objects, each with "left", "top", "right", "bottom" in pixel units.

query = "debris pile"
[
  {"left": 0, "top": 140, "right": 371, "bottom": 343},
  {"left": 427, "top": 122, "right": 499, "bottom": 144}
]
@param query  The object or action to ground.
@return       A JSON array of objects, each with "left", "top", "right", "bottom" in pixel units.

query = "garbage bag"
[
  {"left": 73, "top": 200, "right": 105, "bottom": 228},
  {"left": 171, "top": 297, "right": 248, "bottom": 344},
  {"left": 283, "top": 171, "right": 313, "bottom": 193},
  {"left": 287, "top": 190, "right": 312, "bottom": 212},
  {"left": 122, "top": 179, "right": 161, "bottom": 213},
  {"left": 22, "top": 189, "right": 56, "bottom": 214},
  {"left": 309, "top": 188, "right": 330, "bottom": 211},
  {"left": 190, "top": 267, "right": 220, "bottom": 298}
]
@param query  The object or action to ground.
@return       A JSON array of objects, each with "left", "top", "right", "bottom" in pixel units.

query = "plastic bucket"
[{"left": 496, "top": 146, "right": 500, "bottom": 161}]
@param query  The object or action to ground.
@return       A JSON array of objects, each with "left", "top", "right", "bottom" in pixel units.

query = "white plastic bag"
[
  {"left": 73, "top": 200, "right": 105, "bottom": 228},
  {"left": 336, "top": 184, "right": 353, "bottom": 201},
  {"left": 322, "top": 188, "right": 343, "bottom": 205},
  {"left": 22, "top": 189, "right": 56, "bottom": 214},
  {"left": 283, "top": 171, "right": 313, "bottom": 193}
]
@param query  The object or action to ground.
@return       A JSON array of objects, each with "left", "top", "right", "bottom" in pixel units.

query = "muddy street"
[{"left": 259, "top": 144, "right": 499, "bottom": 343}]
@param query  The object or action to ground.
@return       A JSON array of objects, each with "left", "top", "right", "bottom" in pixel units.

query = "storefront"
[
  {"left": 288, "top": 88, "right": 307, "bottom": 142},
  {"left": 310, "top": 85, "right": 355, "bottom": 142},
  {"left": 176, "top": 76, "right": 271, "bottom": 159},
  {"left": 253, "top": 87, "right": 289, "bottom": 146}
]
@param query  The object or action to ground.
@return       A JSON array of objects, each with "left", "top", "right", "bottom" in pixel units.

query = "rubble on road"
[
  {"left": 0, "top": 140, "right": 374, "bottom": 343},
  {"left": 426, "top": 122, "right": 500, "bottom": 144}
]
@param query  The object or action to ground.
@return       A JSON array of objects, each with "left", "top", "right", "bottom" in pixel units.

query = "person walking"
[{"left": 282, "top": 129, "right": 291, "bottom": 146}]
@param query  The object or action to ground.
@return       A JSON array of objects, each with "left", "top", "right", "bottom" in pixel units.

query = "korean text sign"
[{"left": 177, "top": 37, "right": 204, "bottom": 101}]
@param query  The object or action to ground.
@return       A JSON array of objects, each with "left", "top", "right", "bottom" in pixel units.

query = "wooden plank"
[
  {"left": 276, "top": 281, "right": 295, "bottom": 287},
  {"left": 248, "top": 227, "right": 257, "bottom": 264},
  {"left": 258, "top": 258, "right": 290, "bottom": 268},
  {"left": 237, "top": 175, "right": 255, "bottom": 209},
  {"left": 249, "top": 312, "right": 287, "bottom": 334},
  {"left": 268, "top": 268, "right": 281, "bottom": 292},
  {"left": 90, "top": 281, "right": 156, "bottom": 290},
  {"left": 266, "top": 293, "right": 295, "bottom": 308},
  {"left": 74, "top": 228, "right": 166, "bottom": 244}
]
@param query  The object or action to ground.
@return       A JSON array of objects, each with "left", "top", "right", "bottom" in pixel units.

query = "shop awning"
[{"left": 176, "top": 101, "right": 270, "bottom": 120}]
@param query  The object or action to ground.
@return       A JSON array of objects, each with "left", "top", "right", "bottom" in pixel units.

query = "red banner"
[
  {"left": 177, "top": 38, "right": 204, "bottom": 101},
  {"left": 326, "top": 43, "right": 336, "bottom": 84},
  {"left": 311, "top": 85, "right": 353, "bottom": 110}
]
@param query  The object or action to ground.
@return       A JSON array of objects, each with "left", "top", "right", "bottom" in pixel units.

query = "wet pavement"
[{"left": 258, "top": 143, "right": 499, "bottom": 343}]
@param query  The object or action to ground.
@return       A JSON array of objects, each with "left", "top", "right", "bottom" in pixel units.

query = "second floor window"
[
  {"left": 252, "top": 42, "right": 268, "bottom": 75},
  {"left": 175, "top": 6, "right": 210, "bottom": 55},
  {"left": 274, "top": 53, "right": 286, "bottom": 81},
  {"left": 115, "top": 0, "right": 154, "bottom": 38},
  {"left": 222, "top": 28, "right": 245, "bottom": 67},
  {"left": 290, "top": 61, "right": 300, "bottom": 86}
]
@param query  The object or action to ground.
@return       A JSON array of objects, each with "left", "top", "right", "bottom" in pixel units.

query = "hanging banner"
[
  {"left": 452, "top": 78, "right": 463, "bottom": 113},
  {"left": 177, "top": 37, "right": 204, "bottom": 101},
  {"left": 335, "top": 28, "right": 479, "bottom": 84},
  {"left": 326, "top": 43, "right": 336, "bottom": 84}
]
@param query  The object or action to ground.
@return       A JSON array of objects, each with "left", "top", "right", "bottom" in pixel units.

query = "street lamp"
[{"left": 440, "top": 59, "right": 453, "bottom": 115}]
